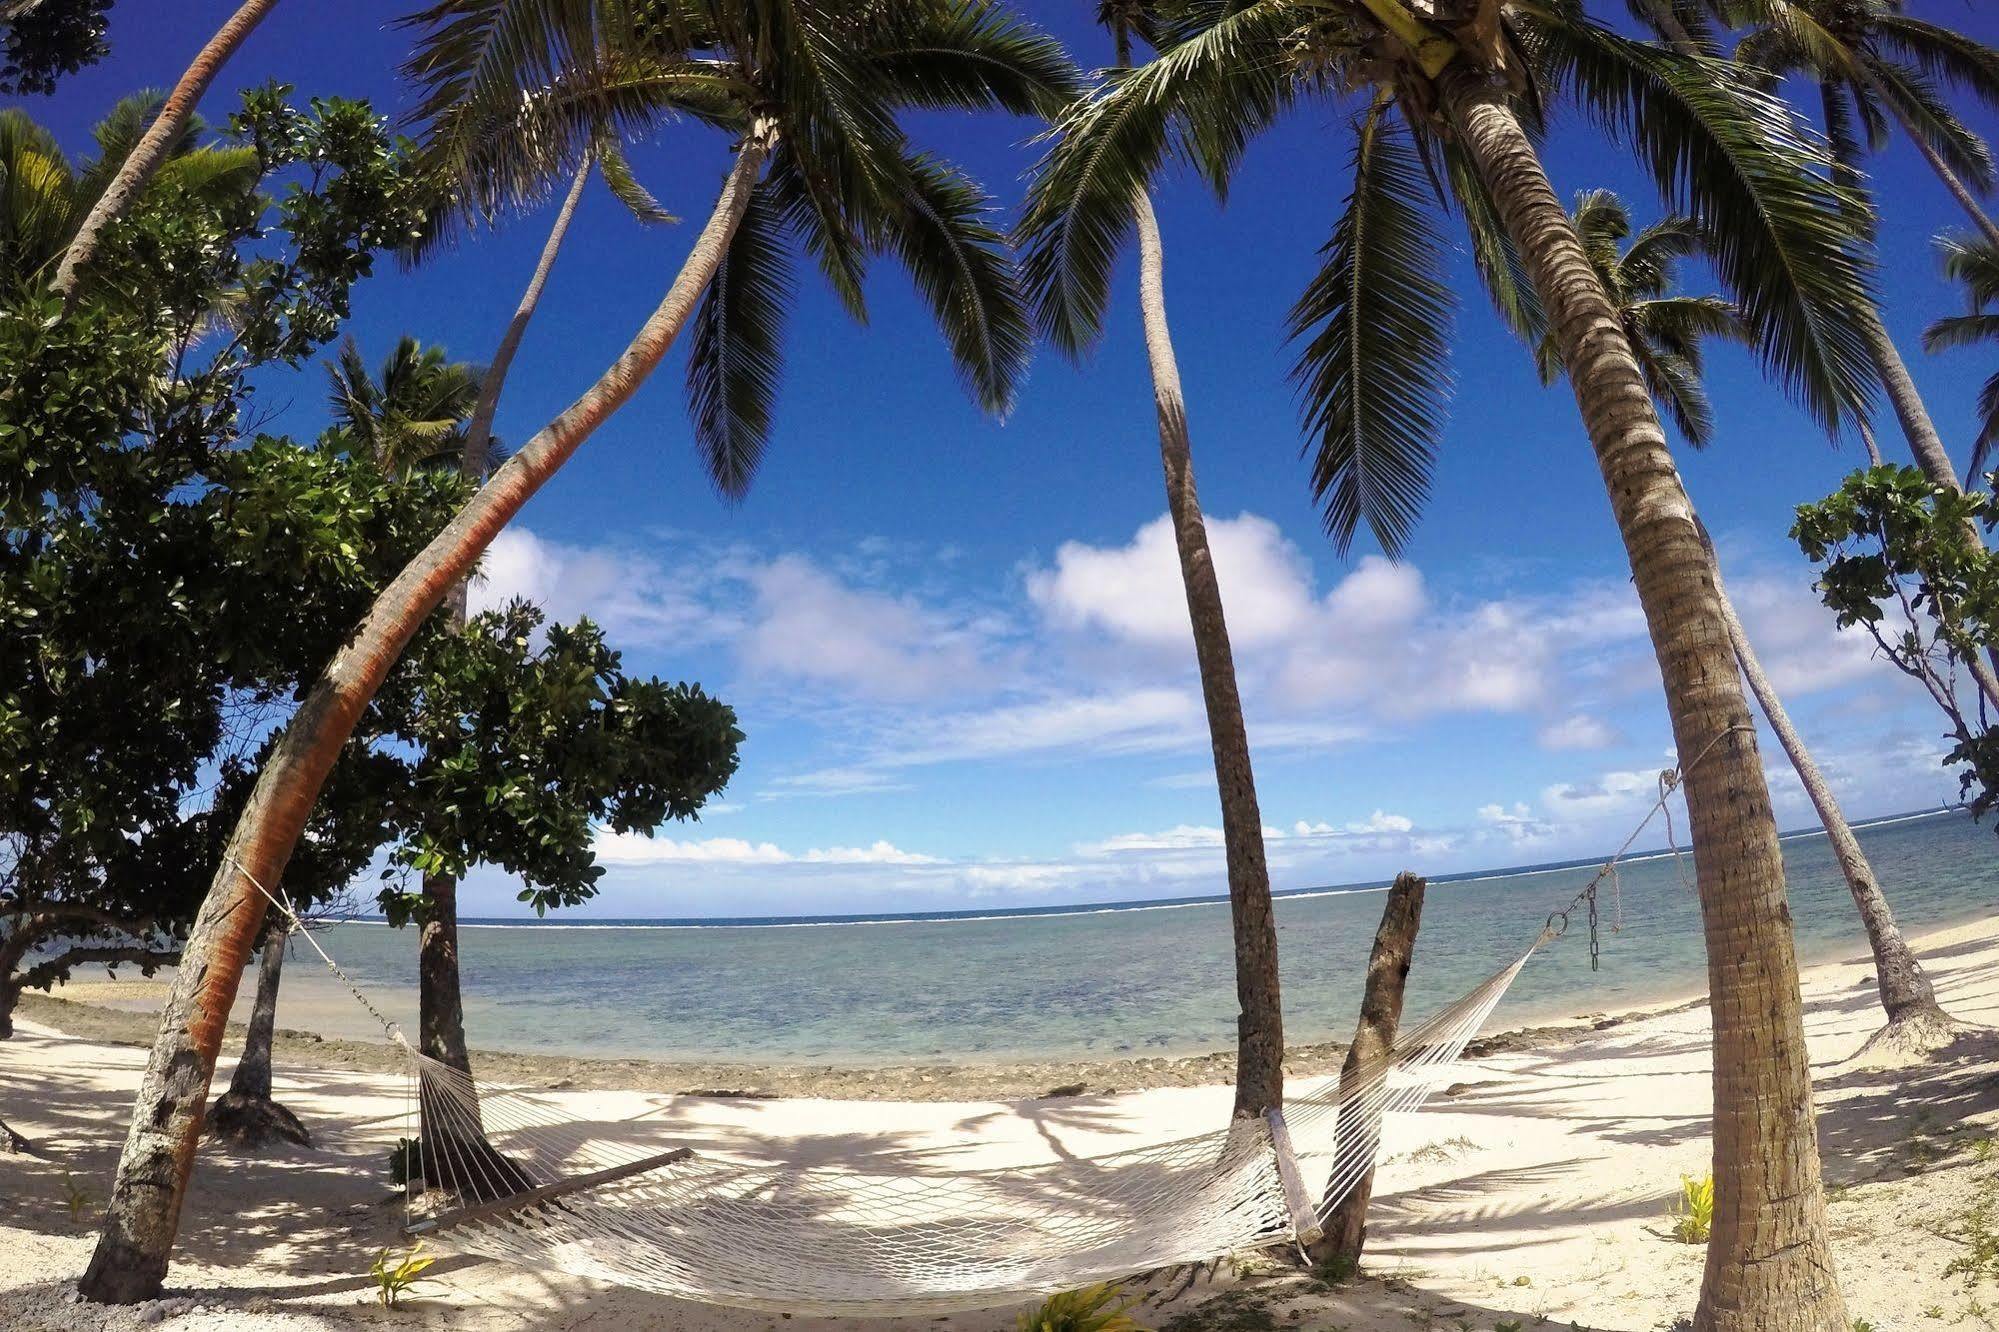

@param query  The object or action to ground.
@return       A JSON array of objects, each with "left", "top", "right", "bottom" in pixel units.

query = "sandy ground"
[{"left": 3, "top": 921, "right": 1999, "bottom": 1331}]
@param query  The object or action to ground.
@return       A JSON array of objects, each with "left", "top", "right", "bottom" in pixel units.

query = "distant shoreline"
[{"left": 324, "top": 805, "right": 1967, "bottom": 933}]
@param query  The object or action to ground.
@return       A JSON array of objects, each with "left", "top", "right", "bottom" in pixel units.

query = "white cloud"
[
  {"left": 896, "top": 688, "right": 1202, "bottom": 764},
  {"left": 1477, "top": 801, "right": 1555, "bottom": 845},
  {"left": 469, "top": 528, "right": 718, "bottom": 647},
  {"left": 1724, "top": 568, "right": 1887, "bottom": 696},
  {"left": 737, "top": 555, "right": 997, "bottom": 702},
  {"left": 1538, "top": 714, "right": 1620, "bottom": 751},
  {"left": 1027, "top": 513, "right": 1315, "bottom": 650},
  {"left": 593, "top": 830, "right": 940, "bottom": 866}
]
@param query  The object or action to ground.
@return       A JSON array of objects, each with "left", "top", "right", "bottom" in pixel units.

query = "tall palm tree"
[
  {"left": 1546, "top": 188, "right": 1955, "bottom": 1056},
  {"left": 1925, "top": 232, "right": 1999, "bottom": 482},
  {"left": 78, "top": 0, "right": 1073, "bottom": 1305},
  {"left": 50, "top": 0, "right": 281, "bottom": 303},
  {"left": 1733, "top": 0, "right": 1999, "bottom": 516},
  {"left": 1, "top": 92, "right": 256, "bottom": 291},
  {"left": 390, "top": 0, "right": 688, "bottom": 1094},
  {"left": 1067, "top": 0, "right": 1285, "bottom": 1119},
  {"left": 1023, "top": 6, "right": 1879, "bottom": 1326},
  {"left": 324, "top": 334, "right": 487, "bottom": 480}
]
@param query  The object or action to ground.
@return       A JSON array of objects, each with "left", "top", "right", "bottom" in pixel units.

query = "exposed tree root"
[
  {"left": 1838, "top": 1004, "right": 1984, "bottom": 1071},
  {"left": 206, "top": 1091, "right": 312, "bottom": 1149}
]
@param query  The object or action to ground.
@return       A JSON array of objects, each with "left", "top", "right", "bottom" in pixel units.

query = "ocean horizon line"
[{"left": 326, "top": 805, "right": 1968, "bottom": 934}]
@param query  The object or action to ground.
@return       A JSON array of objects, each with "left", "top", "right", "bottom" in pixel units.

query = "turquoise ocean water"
[{"left": 304, "top": 810, "right": 1998, "bottom": 1066}]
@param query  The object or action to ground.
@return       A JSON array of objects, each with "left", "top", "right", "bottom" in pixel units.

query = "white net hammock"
[{"left": 391, "top": 950, "right": 1535, "bottom": 1317}]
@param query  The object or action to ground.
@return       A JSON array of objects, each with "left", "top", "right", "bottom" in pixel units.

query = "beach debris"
[{"left": 1042, "top": 1082, "right": 1088, "bottom": 1099}]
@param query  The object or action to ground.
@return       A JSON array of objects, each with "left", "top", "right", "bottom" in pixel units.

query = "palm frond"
[
  {"left": 1287, "top": 105, "right": 1453, "bottom": 558},
  {"left": 686, "top": 179, "right": 793, "bottom": 499},
  {"left": 1974, "top": 371, "right": 1999, "bottom": 481},
  {"left": 594, "top": 135, "right": 674, "bottom": 223},
  {"left": 1017, "top": 0, "right": 1290, "bottom": 356},
  {"left": 1922, "top": 310, "right": 1999, "bottom": 354},
  {"left": 1638, "top": 343, "right": 1717, "bottom": 446},
  {"left": 1438, "top": 132, "right": 1545, "bottom": 344},
  {"left": 1862, "top": 56, "right": 1996, "bottom": 193},
  {"left": 868, "top": 0, "right": 1080, "bottom": 119},
  {"left": 1935, "top": 231, "right": 1999, "bottom": 307},
  {"left": 1520, "top": 2, "right": 1877, "bottom": 433},
  {"left": 1870, "top": 13, "right": 1999, "bottom": 116},
  {"left": 876, "top": 150, "right": 1030, "bottom": 417}
]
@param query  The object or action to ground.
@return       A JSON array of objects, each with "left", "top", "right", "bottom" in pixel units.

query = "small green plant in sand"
[
  {"left": 371, "top": 1242, "right": 436, "bottom": 1308},
  {"left": 1976, "top": 1136, "right": 1998, "bottom": 1165},
  {"left": 1018, "top": 1284, "right": 1149, "bottom": 1332},
  {"left": 1938, "top": 1183, "right": 1999, "bottom": 1287},
  {"left": 59, "top": 1172, "right": 95, "bottom": 1223},
  {"left": 1670, "top": 1173, "right": 1714, "bottom": 1245},
  {"left": 1495, "top": 1322, "right": 1524, "bottom": 1332}
]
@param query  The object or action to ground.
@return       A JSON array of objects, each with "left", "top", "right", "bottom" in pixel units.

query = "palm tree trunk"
[
  {"left": 416, "top": 152, "right": 594, "bottom": 1087},
  {"left": 1442, "top": 71, "right": 1847, "bottom": 1332},
  {"left": 50, "top": 0, "right": 281, "bottom": 304},
  {"left": 1131, "top": 188, "right": 1285, "bottom": 1117},
  {"left": 229, "top": 931, "right": 283, "bottom": 1104},
  {"left": 460, "top": 152, "right": 593, "bottom": 472},
  {"left": 76, "top": 130, "right": 771, "bottom": 1306},
  {"left": 1861, "top": 66, "right": 1999, "bottom": 249},
  {"left": 1699, "top": 529, "right": 1951, "bottom": 1045},
  {"left": 1638, "top": 0, "right": 1701, "bottom": 55}
]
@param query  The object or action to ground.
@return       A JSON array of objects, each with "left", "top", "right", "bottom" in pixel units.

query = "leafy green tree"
[
  {"left": 1795, "top": 466, "right": 1999, "bottom": 824},
  {"left": 1, "top": 0, "right": 113, "bottom": 96},
  {"left": 85, "top": 0, "right": 1073, "bottom": 1303},
  {"left": 1022, "top": 3, "right": 1876, "bottom": 1324}
]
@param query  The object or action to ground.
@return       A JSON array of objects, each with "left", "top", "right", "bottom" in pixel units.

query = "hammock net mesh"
[{"left": 397, "top": 950, "right": 1532, "bottom": 1316}]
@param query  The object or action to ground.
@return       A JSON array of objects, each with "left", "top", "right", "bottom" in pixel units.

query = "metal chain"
[{"left": 1537, "top": 723, "right": 1753, "bottom": 969}]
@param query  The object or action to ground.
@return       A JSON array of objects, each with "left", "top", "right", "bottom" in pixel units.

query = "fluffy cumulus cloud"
[{"left": 1538, "top": 713, "right": 1620, "bottom": 751}]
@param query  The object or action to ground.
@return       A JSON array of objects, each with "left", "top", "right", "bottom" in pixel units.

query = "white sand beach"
[{"left": 3, "top": 918, "right": 1998, "bottom": 1331}]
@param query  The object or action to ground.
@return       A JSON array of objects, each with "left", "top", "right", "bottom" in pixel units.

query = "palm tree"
[
  {"left": 1063, "top": 0, "right": 1284, "bottom": 1119},
  {"left": 78, "top": 0, "right": 1072, "bottom": 1305},
  {"left": 1, "top": 92, "right": 256, "bottom": 291},
  {"left": 389, "top": 1, "right": 690, "bottom": 1094},
  {"left": 1733, "top": 0, "right": 1999, "bottom": 510},
  {"left": 1546, "top": 188, "right": 1956, "bottom": 1057},
  {"left": 324, "top": 334, "right": 487, "bottom": 480},
  {"left": 1925, "top": 233, "right": 1999, "bottom": 482},
  {"left": 1023, "top": 6, "right": 1878, "bottom": 1326},
  {"left": 50, "top": 0, "right": 281, "bottom": 303}
]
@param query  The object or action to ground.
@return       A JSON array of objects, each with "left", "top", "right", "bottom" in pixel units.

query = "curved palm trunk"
[
  {"left": 1700, "top": 530, "right": 1951, "bottom": 1045},
  {"left": 50, "top": 0, "right": 281, "bottom": 303},
  {"left": 1858, "top": 66, "right": 1999, "bottom": 250},
  {"left": 1131, "top": 190, "right": 1285, "bottom": 1117},
  {"left": 1638, "top": 0, "right": 1701, "bottom": 56},
  {"left": 419, "top": 152, "right": 594, "bottom": 1086},
  {"left": 1443, "top": 72, "right": 1847, "bottom": 1332},
  {"left": 76, "top": 133, "right": 770, "bottom": 1305}
]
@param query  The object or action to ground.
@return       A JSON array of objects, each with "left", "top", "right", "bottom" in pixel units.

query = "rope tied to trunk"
[
  {"left": 225, "top": 855, "right": 412, "bottom": 1051},
  {"left": 1537, "top": 723, "right": 1754, "bottom": 967}
]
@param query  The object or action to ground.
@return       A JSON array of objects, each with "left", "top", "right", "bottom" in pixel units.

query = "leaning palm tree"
[
  {"left": 1925, "top": 232, "right": 1999, "bottom": 482},
  {"left": 77, "top": 0, "right": 1073, "bottom": 1305},
  {"left": 1, "top": 92, "right": 256, "bottom": 291},
  {"left": 1544, "top": 188, "right": 1957, "bottom": 1059},
  {"left": 1023, "top": 5, "right": 1878, "bottom": 1325},
  {"left": 1733, "top": 0, "right": 1999, "bottom": 512},
  {"left": 50, "top": 0, "right": 281, "bottom": 302}
]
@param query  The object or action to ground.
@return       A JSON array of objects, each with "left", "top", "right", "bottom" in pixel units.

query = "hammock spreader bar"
[{"left": 405, "top": 1146, "right": 695, "bottom": 1238}]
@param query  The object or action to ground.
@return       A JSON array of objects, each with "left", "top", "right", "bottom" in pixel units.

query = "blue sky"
[{"left": 29, "top": 2, "right": 1999, "bottom": 917}]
